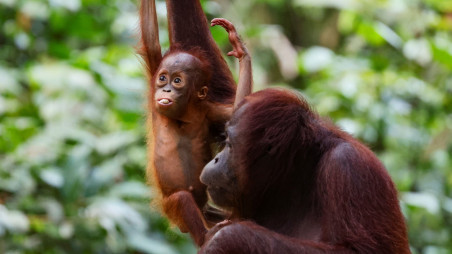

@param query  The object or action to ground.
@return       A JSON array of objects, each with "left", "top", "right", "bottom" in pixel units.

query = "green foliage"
[
  {"left": 1, "top": 0, "right": 451, "bottom": 253},
  {"left": 0, "top": 0, "right": 195, "bottom": 253}
]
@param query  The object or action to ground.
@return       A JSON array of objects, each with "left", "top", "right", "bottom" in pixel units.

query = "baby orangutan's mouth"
[{"left": 158, "top": 98, "right": 173, "bottom": 106}]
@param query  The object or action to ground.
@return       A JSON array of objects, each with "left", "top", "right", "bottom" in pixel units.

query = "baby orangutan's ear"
[{"left": 198, "top": 86, "right": 208, "bottom": 100}]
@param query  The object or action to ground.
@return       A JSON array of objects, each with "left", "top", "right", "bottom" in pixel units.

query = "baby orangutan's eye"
[{"left": 174, "top": 77, "right": 181, "bottom": 83}]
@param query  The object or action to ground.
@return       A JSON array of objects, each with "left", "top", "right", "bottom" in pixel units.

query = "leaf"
[
  {"left": 402, "top": 192, "right": 440, "bottom": 214},
  {"left": 127, "top": 233, "right": 178, "bottom": 254},
  {"left": 40, "top": 168, "right": 64, "bottom": 188},
  {"left": 0, "top": 205, "right": 30, "bottom": 234},
  {"left": 357, "top": 21, "right": 385, "bottom": 46},
  {"left": 431, "top": 42, "right": 452, "bottom": 70}
]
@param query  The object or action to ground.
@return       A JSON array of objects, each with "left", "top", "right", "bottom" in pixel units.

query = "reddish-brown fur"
[
  {"left": 139, "top": 0, "right": 251, "bottom": 246},
  {"left": 200, "top": 89, "right": 411, "bottom": 253},
  {"left": 165, "top": 1, "right": 236, "bottom": 104}
]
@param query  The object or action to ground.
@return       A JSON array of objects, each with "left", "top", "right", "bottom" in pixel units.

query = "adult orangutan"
[
  {"left": 199, "top": 90, "right": 411, "bottom": 253},
  {"left": 139, "top": 0, "right": 251, "bottom": 246}
]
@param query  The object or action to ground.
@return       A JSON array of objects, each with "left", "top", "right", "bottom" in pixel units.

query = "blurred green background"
[{"left": 0, "top": 0, "right": 451, "bottom": 253}]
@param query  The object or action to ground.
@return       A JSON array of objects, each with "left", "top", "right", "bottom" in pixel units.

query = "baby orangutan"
[{"left": 139, "top": 0, "right": 251, "bottom": 246}]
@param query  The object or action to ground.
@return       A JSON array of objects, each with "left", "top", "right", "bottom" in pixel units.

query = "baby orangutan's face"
[{"left": 154, "top": 52, "right": 207, "bottom": 119}]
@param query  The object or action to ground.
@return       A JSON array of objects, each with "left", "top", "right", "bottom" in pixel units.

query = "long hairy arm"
[{"left": 139, "top": 0, "right": 162, "bottom": 76}]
